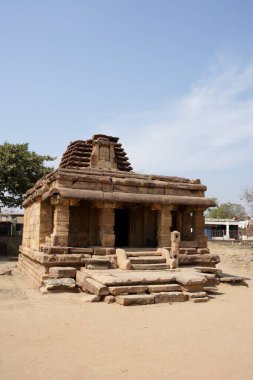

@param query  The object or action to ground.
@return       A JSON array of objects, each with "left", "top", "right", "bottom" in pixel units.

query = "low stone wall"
[{"left": 0, "top": 236, "right": 22, "bottom": 256}]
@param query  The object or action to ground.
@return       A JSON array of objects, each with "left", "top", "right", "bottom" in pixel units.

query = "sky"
[{"left": 1, "top": 0, "right": 253, "bottom": 211}]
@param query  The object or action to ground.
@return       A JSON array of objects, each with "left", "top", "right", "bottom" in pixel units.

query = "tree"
[
  {"left": 243, "top": 187, "right": 253, "bottom": 214},
  {"left": 205, "top": 200, "right": 248, "bottom": 220},
  {"left": 0, "top": 142, "right": 55, "bottom": 208}
]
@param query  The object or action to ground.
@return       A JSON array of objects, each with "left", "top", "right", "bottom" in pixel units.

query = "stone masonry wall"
[{"left": 22, "top": 201, "right": 41, "bottom": 251}]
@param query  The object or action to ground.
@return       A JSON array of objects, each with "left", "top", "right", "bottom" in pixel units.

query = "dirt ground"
[{"left": 1, "top": 242, "right": 253, "bottom": 380}]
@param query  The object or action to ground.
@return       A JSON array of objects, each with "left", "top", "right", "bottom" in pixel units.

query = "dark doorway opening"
[{"left": 115, "top": 209, "right": 129, "bottom": 247}]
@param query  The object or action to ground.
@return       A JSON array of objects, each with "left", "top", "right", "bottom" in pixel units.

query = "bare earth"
[{"left": 1, "top": 242, "right": 253, "bottom": 380}]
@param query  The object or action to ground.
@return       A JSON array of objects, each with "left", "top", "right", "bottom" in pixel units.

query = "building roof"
[
  {"left": 23, "top": 134, "right": 215, "bottom": 208},
  {"left": 60, "top": 134, "right": 133, "bottom": 172}
]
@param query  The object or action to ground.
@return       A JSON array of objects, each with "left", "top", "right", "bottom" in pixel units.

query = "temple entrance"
[{"left": 115, "top": 208, "right": 130, "bottom": 247}]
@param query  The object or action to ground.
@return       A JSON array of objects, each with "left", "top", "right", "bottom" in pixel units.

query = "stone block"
[
  {"left": 43, "top": 246, "right": 69, "bottom": 254},
  {"left": 179, "top": 254, "right": 220, "bottom": 265},
  {"left": 192, "top": 297, "right": 209, "bottom": 303},
  {"left": 195, "top": 266, "right": 222, "bottom": 276},
  {"left": 69, "top": 247, "right": 93, "bottom": 254},
  {"left": 197, "top": 248, "right": 210, "bottom": 254},
  {"left": 108, "top": 285, "right": 148, "bottom": 296},
  {"left": 104, "top": 295, "right": 115, "bottom": 304},
  {"left": 147, "top": 284, "right": 181, "bottom": 293},
  {"left": 116, "top": 294, "right": 155, "bottom": 306},
  {"left": 49, "top": 267, "right": 76, "bottom": 278},
  {"left": 85, "top": 258, "right": 110, "bottom": 269},
  {"left": 76, "top": 270, "right": 89, "bottom": 287},
  {"left": 82, "top": 277, "right": 109, "bottom": 296},
  {"left": 44, "top": 278, "right": 76, "bottom": 290},
  {"left": 181, "top": 284, "right": 204, "bottom": 292},
  {"left": 185, "top": 291, "right": 207, "bottom": 299},
  {"left": 154, "top": 292, "right": 189, "bottom": 303}
]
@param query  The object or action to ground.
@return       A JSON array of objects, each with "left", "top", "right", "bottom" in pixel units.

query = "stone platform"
[{"left": 74, "top": 268, "right": 218, "bottom": 305}]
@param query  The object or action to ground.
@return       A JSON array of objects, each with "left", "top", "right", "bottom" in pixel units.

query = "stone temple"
[{"left": 18, "top": 134, "right": 223, "bottom": 305}]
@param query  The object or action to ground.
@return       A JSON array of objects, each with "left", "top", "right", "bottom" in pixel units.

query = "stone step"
[
  {"left": 147, "top": 284, "right": 181, "bottom": 293},
  {"left": 154, "top": 292, "right": 189, "bottom": 303},
  {"left": 126, "top": 251, "right": 161, "bottom": 257},
  {"left": 129, "top": 257, "right": 166, "bottom": 264},
  {"left": 131, "top": 263, "right": 170, "bottom": 270},
  {"left": 85, "top": 258, "right": 110, "bottom": 270},
  {"left": 109, "top": 285, "right": 148, "bottom": 296},
  {"left": 116, "top": 294, "right": 155, "bottom": 306},
  {"left": 195, "top": 266, "right": 222, "bottom": 276},
  {"left": 115, "top": 292, "right": 189, "bottom": 306},
  {"left": 186, "top": 291, "right": 208, "bottom": 299}
]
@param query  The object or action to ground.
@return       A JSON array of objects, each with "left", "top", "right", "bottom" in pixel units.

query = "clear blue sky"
[{"left": 1, "top": 1, "right": 253, "bottom": 210}]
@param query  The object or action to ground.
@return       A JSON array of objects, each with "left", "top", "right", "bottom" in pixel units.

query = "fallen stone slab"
[
  {"left": 179, "top": 254, "right": 220, "bottom": 265},
  {"left": 195, "top": 266, "right": 222, "bottom": 276},
  {"left": 154, "top": 292, "right": 188, "bottom": 303},
  {"left": 219, "top": 275, "right": 248, "bottom": 285},
  {"left": 185, "top": 291, "right": 207, "bottom": 299},
  {"left": 116, "top": 294, "right": 155, "bottom": 306},
  {"left": 82, "top": 277, "right": 109, "bottom": 296},
  {"left": 108, "top": 285, "right": 148, "bottom": 296},
  {"left": 147, "top": 284, "right": 181, "bottom": 293},
  {"left": 175, "top": 272, "right": 207, "bottom": 286},
  {"left": 44, "top": 278, "right": 76, "bottom": 290},
  {"left": 76, "top": 270, "right": 89, "bottom": 287},
  {"left": 104, "top": 295, "right": 116, "bottom": 304},
  {"left": 49, "top": 267, "right": 76, "bottom": 278},
  {"left": 191, "top": 297, "right": 209, "bottom": 303},
  {"left": 181, "top": 284, "right": 204, "bottom": 292}
]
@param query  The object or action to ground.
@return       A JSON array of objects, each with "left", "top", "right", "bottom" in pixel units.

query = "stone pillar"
[
  {"left": 182, "top": 211, "right": 192, "bottom": 241},
  {"left": 191, "top": 208, "right": 207, "bottom": 248},
  {"left": 157, "top": 206, "right": 172, "bottom": 247},
  {"left": 99, "top": 204, "right": 115, "bottom": 247},
  {"left": 50, "top": 197, "right": 70, "bottom": 247},
  {"left": 225, "top": 221, "right": 230, "bottom": 239}
]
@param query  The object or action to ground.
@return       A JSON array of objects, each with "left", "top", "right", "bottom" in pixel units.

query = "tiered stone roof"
[{"left": 59, "top": 134, "right": 133, "bottom": 172}]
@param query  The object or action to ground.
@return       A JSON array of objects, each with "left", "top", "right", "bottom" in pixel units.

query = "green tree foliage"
[
  {"left": 0, "top": 142, "right": 55, "bottom": 208},
  {"left": 205, "top": 200, "right": 248, "bottom": 220}
]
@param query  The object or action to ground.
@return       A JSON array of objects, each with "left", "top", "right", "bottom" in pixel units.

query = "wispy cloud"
[{"left": 99, "top": 59, "right": 253, "bottom": 174}]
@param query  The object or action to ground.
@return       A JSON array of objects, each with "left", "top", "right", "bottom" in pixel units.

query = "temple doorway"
[{"left": 115, "top": 208, "right": 130, "bottom": 247}]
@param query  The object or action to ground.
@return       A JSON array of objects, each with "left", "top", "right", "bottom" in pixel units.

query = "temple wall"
[
  {"left": 40, "top": 200, "right": 53, "bottom": 245},
  {"left": 22, "top": 201, "right": 41, "bottom": 251}
]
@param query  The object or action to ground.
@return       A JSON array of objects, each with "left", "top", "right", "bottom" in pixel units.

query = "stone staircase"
[
  {"left": 117, "top": 248, "right": 173, "bottom": 270},
  {"left": 125, "top": 249, "right": 170, "bottom": 270}
]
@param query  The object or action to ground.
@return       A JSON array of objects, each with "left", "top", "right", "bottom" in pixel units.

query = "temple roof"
[{"left": 59, "top": 134, "right": 133, "bottom": 172}]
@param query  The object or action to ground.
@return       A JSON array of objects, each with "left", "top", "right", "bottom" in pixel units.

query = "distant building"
[
  {"left": 0, "top": 213, "right": 24, "bottom": 255},
  {"left": 205, "top": 218, "right": 247, "bottom": 240}
]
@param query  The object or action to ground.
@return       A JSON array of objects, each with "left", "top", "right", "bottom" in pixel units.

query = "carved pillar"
[
  {"left": 182, "top": 211, "right": 192, "bottom": 241},
  {"left": 50, "top": 196, "right": 70, "bottom": 247},
  {"left": 191, "top": 208, "right": 207, "bottom": 248},
  {"left": 157, "top": 205, "right": 172, "bottom": 247},
  {"left": 99, "top": 203, "right": 115, "bottom": 247}
]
